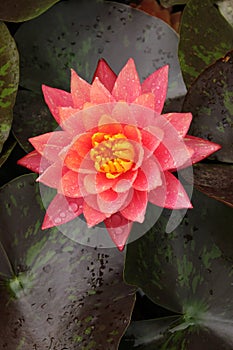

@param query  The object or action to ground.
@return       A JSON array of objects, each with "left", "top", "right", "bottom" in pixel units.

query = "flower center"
[{"left": 90, "top": 132, "right": 135, "bottom": 179}]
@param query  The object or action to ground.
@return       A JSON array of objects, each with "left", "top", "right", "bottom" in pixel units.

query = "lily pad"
[
  {"left": 160, "top": 0, "right": 187, "bottom": 7},
  {"left": 217, "top": 0, "right": 233, "bottom": 27},
  {"left": 0, "top": 22, "right": 19, "bottom": 153},
  {"left": 0, "top": 174, "right": 136, "bottom": 349},
  {"left": 0, "top": 133, "right": 16, "bottom": 168},
  {"left": 13, "top": 90, "right": 57, "bottom": 152},
  {"left": 182, "top": 50, "right": 233, "bottom": 162},
  {"left": 124, "top": 189, "right": 233, "bottom": 349},
  {"left": 193, "top": 163, "right": 233, "bottom": 208},
  {"left": 178, "top": 0, "right": 233, "bottom": 88},
  {"left": 14, "top": 0, "right": 186, "bottom": 99},
  {"left": 0, "top": 0, "right": 61, "bottom": 22}
]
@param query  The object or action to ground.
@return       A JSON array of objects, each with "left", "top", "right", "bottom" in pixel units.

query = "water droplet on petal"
[
  {"left": 59, "top": 212, "right": 66, "bottom": 218},
  {"left": 54, "top": 217, "right": 62, "bottom": 224},
  {"left": 68, "top": 202, "right": 79, "bottom": 213}
]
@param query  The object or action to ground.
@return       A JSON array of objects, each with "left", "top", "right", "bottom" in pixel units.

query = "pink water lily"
[{"left": 18, "top": 58, "right": 220, "bottom": 250}]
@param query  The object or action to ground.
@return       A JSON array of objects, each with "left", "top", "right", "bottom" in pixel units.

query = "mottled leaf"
[
  {"left": 0, "top": 174, "right": 135, "bottom": 349},
  {"left": 0, "top": 22, "right": 19, "bottom": 153},
  {"left": 0, "top": 0, "right": 61, "bottom": 22},
  {"left": 13, "top": 90, "right": 57, "bottom": 152},
  {"left": 178, "top": 0, "right": 233, "bottom": 88},
  {"left": 14, "top": 0, "right": 186, "bottom": 101},
  {"left": 124, "top": 190, "right": 233, "bottom": 349},
  {"left": 182, "top": 51, "right": 233, "bottom": 162}
]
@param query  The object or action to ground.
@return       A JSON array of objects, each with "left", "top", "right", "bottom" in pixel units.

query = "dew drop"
[
  {"left": 68, "top": 203, "right": 79, "bottom": 213},
  {"left": 54, "top": 217, "right": 62, "bottom": 224},
  {"left": 59, "top": 212, "right": 66, "bottom": 218}
]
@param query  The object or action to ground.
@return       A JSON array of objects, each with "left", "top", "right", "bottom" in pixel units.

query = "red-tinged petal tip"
[
  {"left": 42, "top": 84, "right": 73, "bottom": 124},
  {"left": 184, "top": 136, "right": 221, "bottom": 165},
  {"left": 112, "top": 58, "right": 142, "bottom": 103},
  {"left": 92, "top": 58, "right": 117, "bottom": 92},
  {"left": 17, "top": 151, "right": 50, "bottom": 174},
  {"left": 104, "top": 213, "right": 133, "bottom": 251}
]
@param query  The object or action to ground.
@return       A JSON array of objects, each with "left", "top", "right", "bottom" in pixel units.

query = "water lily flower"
[{"left": 18, "top": 58, "right": 220, "bottom": 250}]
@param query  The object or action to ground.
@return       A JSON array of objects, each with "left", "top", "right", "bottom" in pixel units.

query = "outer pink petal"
[
  {"left": 29, "top": 131, "right": 72, "bottom": 162},
  {"left": 71, "top": 69, "right": 91, "bottom": 108},
  {"left": 184, "top": 136, "right": 221, "bottom": 165},
  {"left": 121, "top": 190, "right": 148, "bottom": 223},
  {"left": 112, "top": 58, "right": 141, "bottom": 103},
  {"left": 37, "top": 161, "right": 68, "bottom": 188},
  {"left": 133, "top": 93, "right": 155, "bottom": 110},
  {"left": 59, "top": 170, "right": 82, "bottom": 198},
  {"left": 92, "top": 58, "right": 117, "bottom": 92},
  {"left": 58, "top": 107, "right": 86, "bottom": 136},
  {"left": 42, "top": 194, "right": 83, "bottom": 229},
  {"left": 90, "top": 77, "right": 115, "bottom": 104},
  {"left": 148, "top": 171, "right": 192, "bottom": 209},
  {"left": 104, "top": 213, "right": 133, "bottom": 251},
  {"left": 141, "top": 65, "right": 169, "bottom": 114},
  {"left": 162, "top": 112, "right": 193, "bottom": 137},
  {"left": 133, "top": 157, "right": 162, "bottom": 191},
  {"left": 17, "top": 151, "right": 50, "bottom": 174},
  {"left": 141, "top": 127, "right": 163, "bottom": 155},
  {"left": 83, "top": 200, "right": 106, "bottom": 227},
  {"left": 42, "top": 85, "right": 73, "bottom": 124},
  {"left": 97, "top": 189, "right": 132, "bottom": 215}
]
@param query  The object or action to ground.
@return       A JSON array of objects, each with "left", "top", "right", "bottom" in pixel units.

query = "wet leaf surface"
[
  {"left": 0, "top": 0, "right": 61, "bottom": 22},
  {"left": 0, "top": 22, "right": 19, "bottom": 153},
  {"left": 178, "top": 0, "right": 233, "bottom": 88},
  {"left": 192, "top": 163, "right": 233, "bottom": 208},
  {"left": 124, "top": 189, "right": 233, "bottom": 349},
  {"left": 182, "top": 50, "right": 233, "bottom": 162},
  {"left": 0, "top": 174, "right": 136, "bottom": 349},
  {"left": 13, "top": 90, "right": 58, "bottom": 152},
  {"left": 15, "top": 0, "right": 186, "bottom": 99}
]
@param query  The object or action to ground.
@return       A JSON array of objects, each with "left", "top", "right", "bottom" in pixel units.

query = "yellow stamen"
[{"left": 90, "top": 132, "right": 134, "bottom": 178}]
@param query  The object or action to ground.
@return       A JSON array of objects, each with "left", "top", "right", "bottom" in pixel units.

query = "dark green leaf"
[
  {"left": 193, "top": 163, "right": 233, "bottom": 208},
  {"left": 13, "top": 90, "right": 57, "bottom": 152},
  {"left": 0, "top": 22, "right": 19, "bottom": 153},
  {"left": 178, "top": 0, "right": 233, "bottom": 88},
  {"left": 182, "top": 50, "right": 233, "bottom": 162},
  {"left": 15, "top": 0, "right": 186, "bottom": 99},
  {"left": 124, "top": 190, "right": 233, "bottom": 349},
  {"left": 0, "top": 133, "right": 16, "bottom": 168},
  {"left": 0, "top": 0, "right": 61, "bottom": 22},
  {"left": 0, "top": 174, "right": 136, "bottom": 349}
]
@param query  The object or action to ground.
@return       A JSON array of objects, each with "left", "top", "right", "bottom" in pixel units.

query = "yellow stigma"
[{"left": 90, "top": 132, "right": 134, "bottom": 178}]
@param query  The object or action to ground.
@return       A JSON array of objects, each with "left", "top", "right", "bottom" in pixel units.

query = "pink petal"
[
  {"left": 123, "top": 125, "right": 141, "bottom": 143},
  {"left": 133, "top": 93, "right": 155, "bottom": 110},
  {"left": 133, "top": 157, "right": 162, "bottom": 191},
  {"left": 59, "top": 170, "right": 82, "bottom": 198},
  {"left": 58, "top": 107, "right": 86, "bottom": 136},
  {"left": 162, "top": 112, "right": 193, "bottom": 137},
  {"left": 90, "top": 77, "right": 115, "bottom": 104},
  {"left": 96, "top": 189, "right": 132, "bottom": 215},
  {"left": 113, "top": 170, "right": 138, "bottom": 193},
  {"left": 184, "top": 136, "right": 221, "bottom": 165},
  {"left": 112, "top": 58, "right": 141, "bottom": 103},
  {"left": 92, "top": 58, "right": 117, "bottom": 92},
  {"left": 141, "top": 127, "right": 163, "bottom": 155},
  {"left": 42, "top": 85, "right": 73, "bottom": 124},
  {"left": 98, "top": 114, "right": 123, "bottom": 135},
  {"left": 83, "top": 200, "right": 106, "bottom": 227},
  {"left": 141, "top": 65, "right": 169, "bottom": 114},
  {"left": 29, "top": 131, "right": 72, "bottom": 162},
  {"left": 42, "top": 194, "right": 83, "bottom": 229},
  {"left": 37, "top": 161, "right": 68, "bottom": 188},
  {"left": 121, "top": 190, "right": 148, "bottom": 223},
  {"left": 17, "top": 150, "right": 50, "bottom": 174},
  {"left": 112, "top": 102, "right": 136, "bottom": 125},
  {"left": 148, "top": 171, "right": 192, "bottom": 209},
  {"left": 83, "top": 173, "right": 117, "bottom": 194},
  {"left": 70, "top": 69, "right": 91, "bottom": 108},
  {"left": 104, "top": 213, "right": 133, "bottom": 251}
]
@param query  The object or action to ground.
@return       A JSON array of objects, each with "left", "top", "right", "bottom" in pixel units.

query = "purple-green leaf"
[
  {"left": 182, "top": 50, "right": 233, "bottom": 162},
  {"left": 0, "top": 0, "right": 61, "bottom": 22},
  {"left": 124, "top": 190, "right": 233, "bottom": 349},
  {"left": 0, "top": 22, "right": 19, "bottom": 153},
  {"left": 0, "top": 174, "right": 136, "bottom": 349},
  {"left": 178, "top": 0, "right": 233, "bottom": 88}
]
